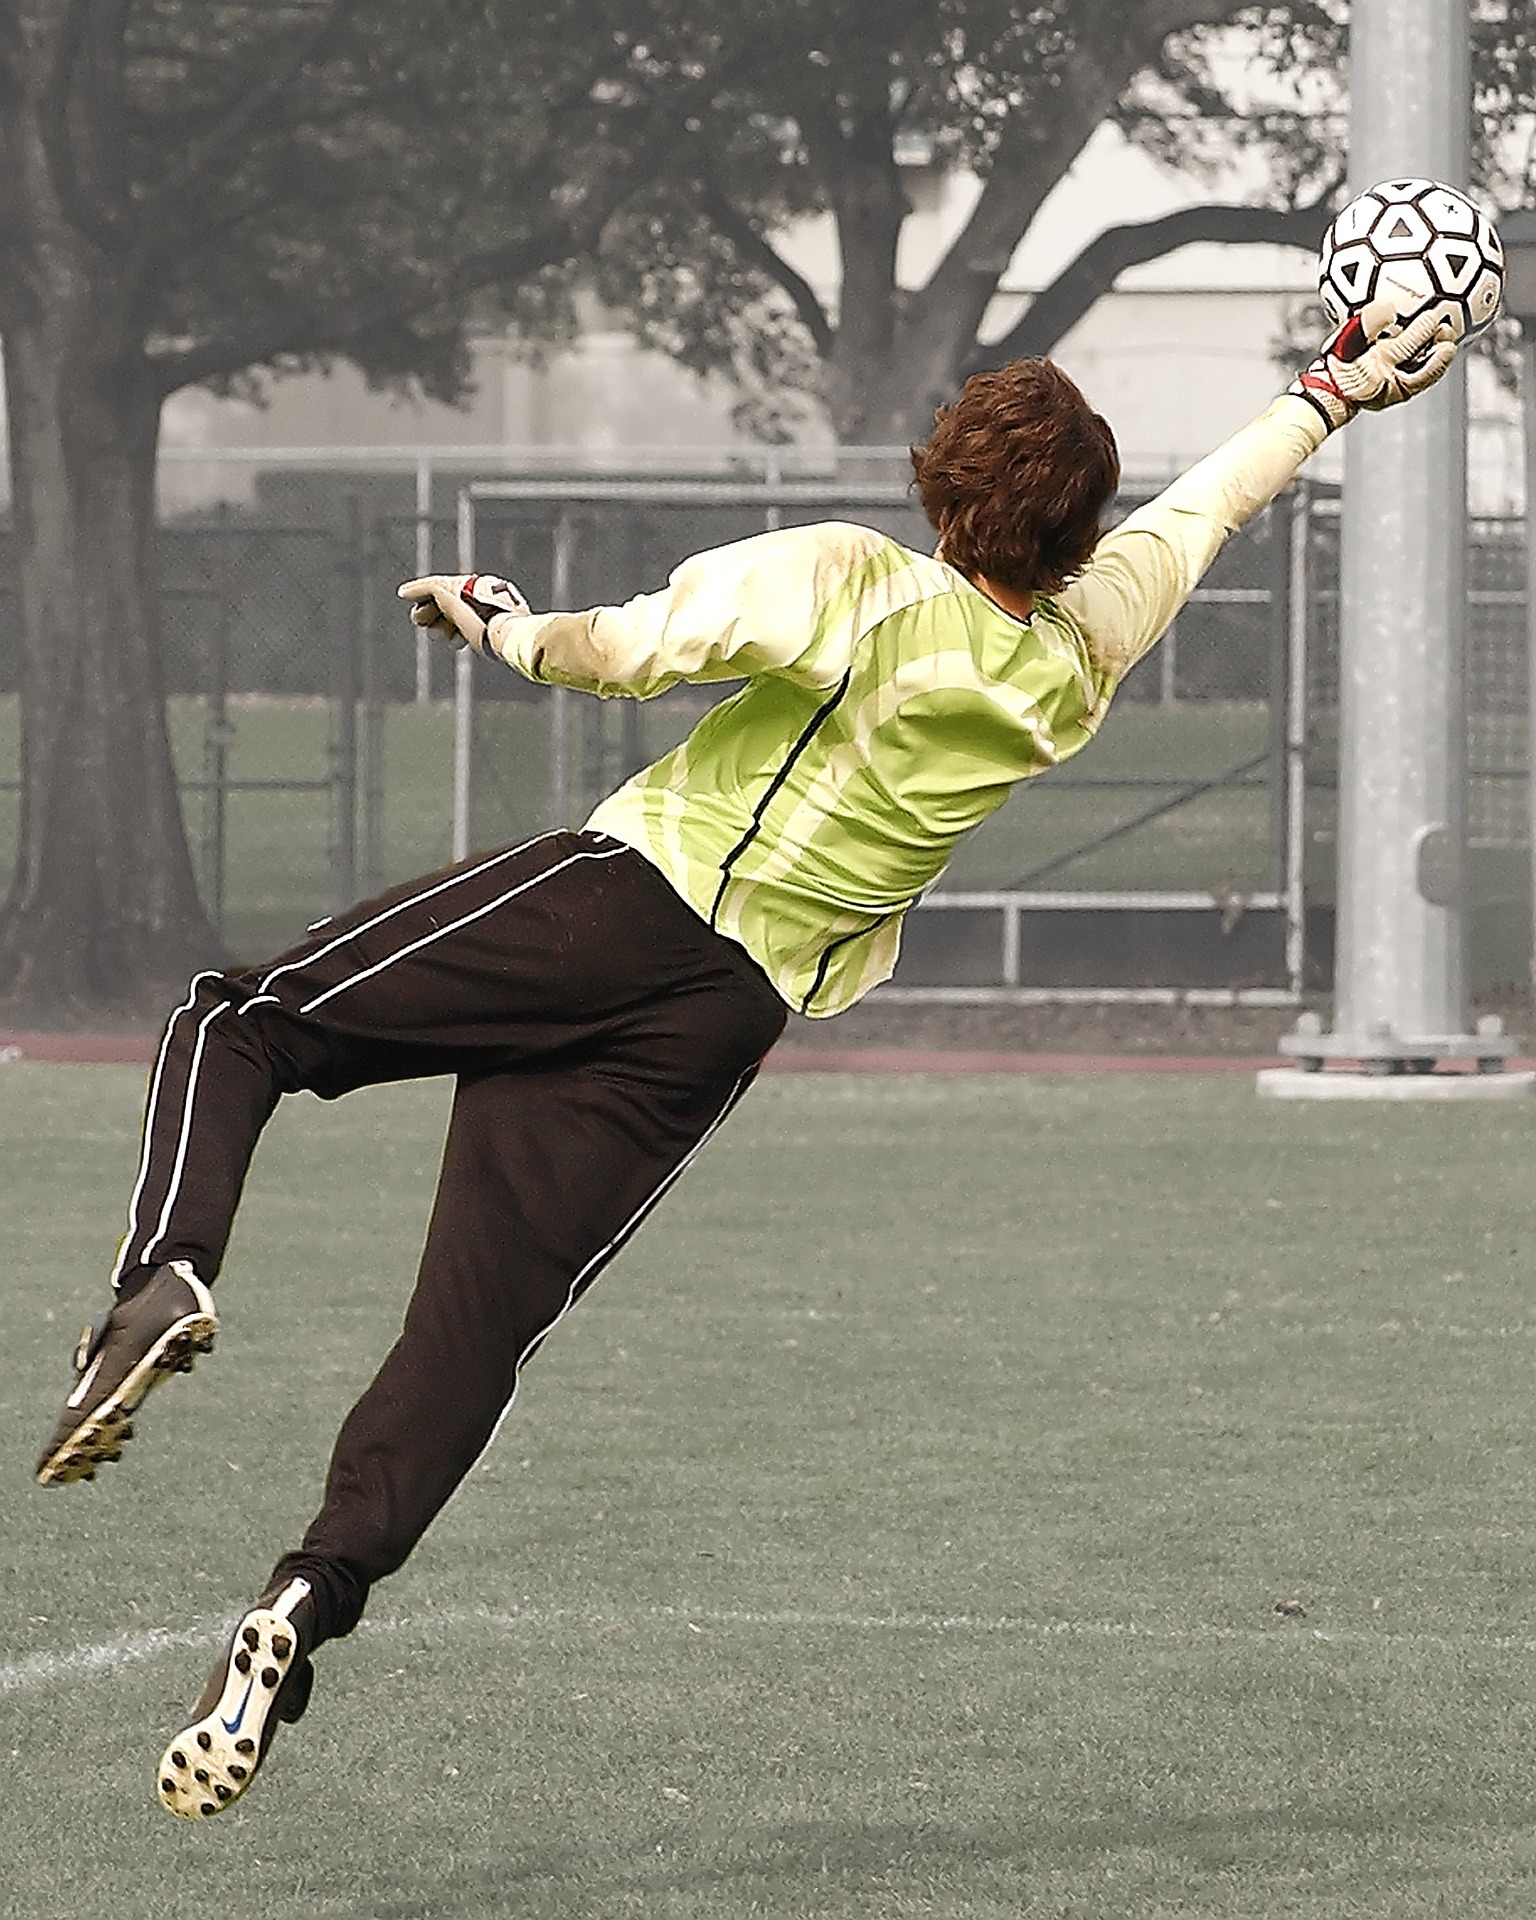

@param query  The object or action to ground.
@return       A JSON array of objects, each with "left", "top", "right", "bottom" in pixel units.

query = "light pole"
[
  {"left": 1259, "top": 0, "right": 1531, "bottom": 1100},
  {"left": 1501, "top": 214, "right": 1536, "bottom": 1012}
]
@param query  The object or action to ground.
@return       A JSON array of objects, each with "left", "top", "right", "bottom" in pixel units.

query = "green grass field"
[
  {"left": 1, "top": 693, "right": 1531, "bottom": 985},
  {"left": 0, "top": 692, "right": 1288, "bottom": 937},
  {"left": 5, "top": 1065, "right": 1536, "bottom": 1917}
]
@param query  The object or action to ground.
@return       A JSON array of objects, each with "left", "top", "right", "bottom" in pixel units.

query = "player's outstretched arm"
[
  {"left": 1059, "top": 316, "right": 1462, "bottom": 685},
  {"left": 401, "top": 524, "right": 877, "bottom": 701},
  {"left": 1150, "top": 309, "right": 1461, "bottom": 537}
]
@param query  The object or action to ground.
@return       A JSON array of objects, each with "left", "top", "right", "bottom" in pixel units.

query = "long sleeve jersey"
[{"left": 480, "top": 394, "right": 1328, "bottom": 1017}]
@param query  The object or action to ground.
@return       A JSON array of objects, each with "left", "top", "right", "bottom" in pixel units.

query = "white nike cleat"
[{"left": 157, "top": 1577, "right": 317, "bottom": 1820}]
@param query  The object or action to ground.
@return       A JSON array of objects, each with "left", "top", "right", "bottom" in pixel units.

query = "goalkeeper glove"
[
  {"left": 396, "top": 573, "right": 530, "bottom": 653},
  {"left": 1288, "top": 308, "right": 1458, "bottom": 433}
]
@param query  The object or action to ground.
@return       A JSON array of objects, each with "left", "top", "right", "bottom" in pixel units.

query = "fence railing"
[{"left": 0, "top": 453, "right": 1528, "bottom": 996}]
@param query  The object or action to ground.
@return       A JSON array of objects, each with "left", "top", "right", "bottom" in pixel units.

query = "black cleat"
[
  {"left": 34, "top": 1261, "right": 217, "bottom": 1485},
  {"left": 157, "top": 1577, "right": 317, "bottom": 1820}
]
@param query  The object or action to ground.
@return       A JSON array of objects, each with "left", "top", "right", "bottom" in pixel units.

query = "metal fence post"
[
  {"left": 1159, "top": 619, "right": 1179, "bottom": 706},
  {"left": 451, "top": 486, "right": 474, "bottom": 862},
  {"left": 550, "top": 507, "right": 575, "bottom": 828},
  {"left": 1282, "top": 484, "right": 1311, "bottom": 997},
  {"left": 1525, "top": 337, "right": 1536, "bottom": 997},
  {"left": 1265, "top": 500, "right": 1289, "bottom": 899},
  {"left": 360, "top": 513, "right": 384, "bottom": 898},
  {"left": 202, "top": 510, "right": 234, "bottom": 937},
  {"left": 414, "top": 456, "right": 433, "bottom": 704},
  {"left": 332, "top": 494, "right": 360, "bottom": 909}
]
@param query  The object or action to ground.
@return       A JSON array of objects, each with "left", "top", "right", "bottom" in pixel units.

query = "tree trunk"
[
  {"left": 813, "top": 108, "right": 909, "bottom": 446},
  {"left": 819, "top": 6, "right": 1265, "bottom": 446},
  {"left": 0, "top": 281, "right": 222, "bottom": 1025},
  {"left": 0, "top": 2, "right": 222, "bottom": 1025}
]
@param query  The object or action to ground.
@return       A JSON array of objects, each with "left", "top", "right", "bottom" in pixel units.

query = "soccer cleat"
[
  {"left": 157, "top": 1577, "right": 317, "bottom": 1820},
  {"left": 34, "top": 1260, "right": 218, "bottom": 1485}
]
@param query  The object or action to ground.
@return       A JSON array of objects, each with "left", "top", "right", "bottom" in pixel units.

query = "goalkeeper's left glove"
[
  {"left": 396, "top": 573, "right": 530, "bottom": 653},
  {"left": 1287, "top": 308, "right": 1458, "bottom": 433}
]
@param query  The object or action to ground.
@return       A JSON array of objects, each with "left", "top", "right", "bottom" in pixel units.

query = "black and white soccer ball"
[{"left": 1318, "top": 178, "right": 1504, "bottom": 355}]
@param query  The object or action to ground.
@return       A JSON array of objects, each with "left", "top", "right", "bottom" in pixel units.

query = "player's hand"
[
  {"left": 1288, "top": 309, "right": 1458, "bottom": 432},
  {"left": 396, "top": 574, "right": 530, "bottom": 653}
]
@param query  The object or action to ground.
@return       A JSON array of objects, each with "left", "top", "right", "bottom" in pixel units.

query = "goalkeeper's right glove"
[
  {"left": 397, "top": 573, "right": 530, "bottom": 653},
  {"left": 1288, "top": 308, "right": 1458, "bottom": 433}
]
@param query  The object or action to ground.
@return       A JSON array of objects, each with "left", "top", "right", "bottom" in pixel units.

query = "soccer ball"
[{"left": 1317, "top": 178, "right": 1504, "bottom": 354}]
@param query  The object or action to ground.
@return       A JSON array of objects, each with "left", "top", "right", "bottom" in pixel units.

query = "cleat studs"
[
  {"left": 161, "top": 1779, "right": 175, "bottom": 1794},
  {"left": 200, "top": 1801, "right": 216, "bottom": 1816},
  {"left": 235, "top": 1739, "right": 255, "bottom": 1755},
  {"left": 242, "top": 1626, "right": 260, "bottom": 1650},
  {"left": 214, "top": 1783, "right": 231, "bottom": 1801},
  {"left": 228, "top": 1764, "right": 247, "bottom": 1781},
  {"left": 271, "top": 1635, "right": 292, "bottom": 1659},
  {"left": 171, "top": 1751, "right": 187, "bottom": 1768},
  {"left": 260, "top": 1666, "right": 279, "bottom": 1688},
  {"left": 235, "top": 1650, "right": 251, "bottom": 1674},
  {"left": 196, "top": 1730, "right": 212, "bottom": 1750},
  {"left": 193, "top": 1768, "right": 209, "bottom": 1784}
]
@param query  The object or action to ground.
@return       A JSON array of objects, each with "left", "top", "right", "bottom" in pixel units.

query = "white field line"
[
  {"left": 8, "top": 1603, "right": 1536, "bottom": 1700},
  {"left": 0, "top": 1622, "right": 222, "bottom": 1695}
]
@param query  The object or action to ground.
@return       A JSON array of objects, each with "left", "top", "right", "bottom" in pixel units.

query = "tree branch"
[
  {"left": 144, "top": 35, "right": 759, "bottom": 400},
  {"left": 146, "top": 126, "right": 675, "bottom": 396},
  {"left": 903, "top": 0, "right": 1268, "bottom": 349},
  {"left": 696, "top": 178, "right": 835, "bottom": 359},
  {"left": 147, "top": 221, "right": 556, "bottom": 394},
  {"left": 135, "top": 0, "right": 364, "bottom": 236},
  {"left": 967, "top": 198, "right": 1333, "bottom": 372},
  {"left": 1138, "top": 0, "right": 1275, "bottom": 41}
]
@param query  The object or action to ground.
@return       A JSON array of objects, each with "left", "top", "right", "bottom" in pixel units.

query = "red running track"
[
  {"left": 9, "top": 1033, "right": 1536, "bottom": 1075},
  {"left": 0, "top": 1031, "right": 1287, "bottom": 1073}
]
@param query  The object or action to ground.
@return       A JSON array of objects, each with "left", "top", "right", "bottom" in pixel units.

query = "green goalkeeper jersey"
[{"left": 482, "top": 395, "right": 1326, "bottom": 1017}]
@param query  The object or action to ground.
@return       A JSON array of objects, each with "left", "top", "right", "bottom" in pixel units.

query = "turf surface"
[
  {"left": 3, "top": 693, "right": 1531, "bottom": 985},
  {"left": 4, "top": 1065, "right": 1536, "bottom": 1916}
]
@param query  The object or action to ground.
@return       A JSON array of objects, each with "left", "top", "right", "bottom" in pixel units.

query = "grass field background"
[
  {"left": 0, "top": 693, "right": 1530, "bottom": 986},
  {"left": 5, "top": 1064, "right": 1536, "bottom": 1916},
  {"left": 0, "top": 694, "right": 1284, "bottom": 942}
]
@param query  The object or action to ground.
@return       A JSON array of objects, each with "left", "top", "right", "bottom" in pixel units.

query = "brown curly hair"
[{"left": 910, "top": 359, "right": 1120, "bottom": 596}]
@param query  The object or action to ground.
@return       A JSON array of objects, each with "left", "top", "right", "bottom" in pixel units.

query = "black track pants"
[{"left": 114, "top": 831, "right": 787, "bottom": 1641}]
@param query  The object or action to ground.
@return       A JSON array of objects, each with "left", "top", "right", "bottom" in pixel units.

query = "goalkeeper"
[{"left": 35, "top": 311, "right": 1453, "bottom": 1819}]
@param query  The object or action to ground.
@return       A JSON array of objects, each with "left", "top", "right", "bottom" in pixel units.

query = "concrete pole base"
[{"left": 1257, "top": 1067, "right": 1536, "bottom": 1101}]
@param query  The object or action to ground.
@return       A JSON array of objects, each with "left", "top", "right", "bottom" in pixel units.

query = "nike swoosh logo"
[
  {"left": 66, "top": 1356, "right": 105, "bottom": 1410},
  {"left": 221, "top": 1678, "right": 255, "bottom": 1734}
]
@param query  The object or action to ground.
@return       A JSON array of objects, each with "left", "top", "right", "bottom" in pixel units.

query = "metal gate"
[
  {"left": 7, "top": 452, "right": 1512, "bottom": 997},
  {"left": 452, "top": 473, "right": 1315, "bottom": 1002}
]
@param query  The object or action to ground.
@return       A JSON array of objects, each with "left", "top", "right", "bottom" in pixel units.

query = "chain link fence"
[
  {"left": 0, "top": 455, "right": 1529, "bottom": 993},
  {"left": 1294, "top": 500, "right": 1532, "bottom": 1005},
  {"left": 456, "top": 472, "right": 1307, "bottom": 997}
]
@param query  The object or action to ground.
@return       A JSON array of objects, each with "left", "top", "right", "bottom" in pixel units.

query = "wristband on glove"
[
  {"left": 1288, "top": 308, "right": 1458, "bottom": 433},
  {"left": 396, "top": 573, "right": 530, "bottom": 653}
]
